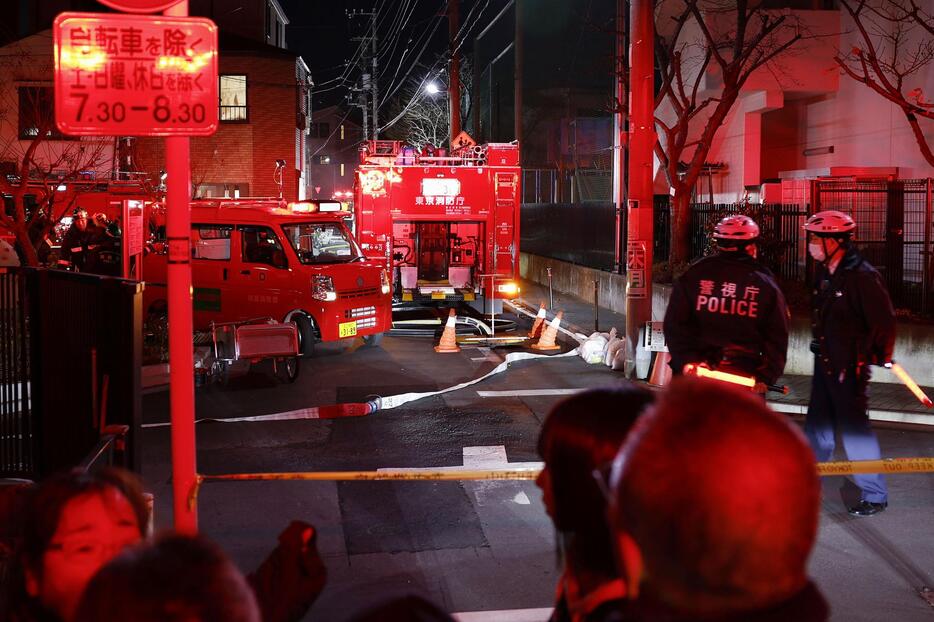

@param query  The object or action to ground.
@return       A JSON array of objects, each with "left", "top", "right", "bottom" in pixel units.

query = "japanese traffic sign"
[
  {"left": 53, "top": 12, "right": 218, "bottom": 136},
  {"left": 96, "top": 0, "right": 184, "bottom": 13}
]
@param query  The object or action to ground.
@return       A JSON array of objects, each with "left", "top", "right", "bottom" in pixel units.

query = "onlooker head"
[
  {"left": 346, "top": 593, "right": 454, "bottom": 622},
  {"left": 537, "top": 385, "right": 654, "bottom": 577},
  {"left": 609, "top": 377, "right": 821, "bottom": 618},
  {"left": 75, "top": 533, "right": 260, "bottom": 622},
  {"left": 17, "top": 468, "right": 147, "bottom": 622}
]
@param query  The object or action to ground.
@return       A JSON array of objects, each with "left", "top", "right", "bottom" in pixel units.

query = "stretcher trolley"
[{"left": 206, "top": 317, "right": 300, "bottom": 386}]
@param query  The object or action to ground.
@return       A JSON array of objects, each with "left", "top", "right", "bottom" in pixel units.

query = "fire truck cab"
[
  {"left": 143, "top": 198, "right": 392, "bottom": 355},
  {"left": 353, "top": 140, "right": 520, "bottom": 311}
]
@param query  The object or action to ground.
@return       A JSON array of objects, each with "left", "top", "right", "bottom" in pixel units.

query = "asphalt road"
[{"left": 141, "top": 329, "right": 934, "bottom": 621}]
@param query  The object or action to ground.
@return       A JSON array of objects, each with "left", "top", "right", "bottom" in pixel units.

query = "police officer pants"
[{"left": 805, "top": 358, "right": 887, "bottom": 503}]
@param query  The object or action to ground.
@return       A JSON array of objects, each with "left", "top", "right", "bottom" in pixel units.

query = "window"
[
  {"left": 309, "top": 122, "right": 330, "bottom": 138},
  {"left": 282, "top": 222, "right": 362, "bottom": 265},
  {"left": 191, "top": 225, "right": 232, "bottom": 260},
  {"left": 219, "top": 75, "right": 247, "bottom": 122},
  {"left": 18, "top": 87, "right": 66, "bottom": 140},
  {"left": 239, "top": 225, "right": 287, "bottom": 269}
]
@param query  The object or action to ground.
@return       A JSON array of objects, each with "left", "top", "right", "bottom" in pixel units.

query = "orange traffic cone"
[
  {"left": 528, "top": 302, "right": 547, "bottom": 339},
  {"left": 531, "top": 311, "right": 563, "bottom": 351},
  {"left": 434, "top": 308, "right": 461, "bottom": 353},
  {"left": 648, "top": 351, "right": 673, "bottom": 387}
]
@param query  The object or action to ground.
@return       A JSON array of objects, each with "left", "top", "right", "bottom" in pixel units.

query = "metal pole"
[
  {"left": 547, "top": 266, "right": 554, "bottom": 309},
  {"left": 624, "top": 0, "right": 655, "bottom": 377},
  {"left": 514, "top": 0, "right": 522, "bottom": 146},
  {"left": 593, "top": 279, "right": 599, "bottom": 332},
  {"left": 612, "top": 0, "right": 625, "bottom": 274},
  {"left": 448, "top": 0, "right": 461, "bottom": 145},
  {"left": 924, "top": 177, "right": 932, "bottom": 314},
  {"left": 167, "top": 0, "right": 197, "bottom": 536}
]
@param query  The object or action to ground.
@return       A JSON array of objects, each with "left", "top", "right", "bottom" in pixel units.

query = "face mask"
[{"left": 808, "top": 241, "right": 826, "bottom": 262}]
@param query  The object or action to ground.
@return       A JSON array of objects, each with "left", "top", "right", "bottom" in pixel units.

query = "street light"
[{"left": 425, "top": 81, "right": 441, "bottom": 95}]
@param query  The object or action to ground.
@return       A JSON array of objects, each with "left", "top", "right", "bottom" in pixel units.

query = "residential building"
[{"left": 307, "top": 105, "right": 364, "bottom": 199}]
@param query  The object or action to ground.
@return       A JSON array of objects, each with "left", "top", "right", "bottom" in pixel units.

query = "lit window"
[
  {"left": 340, "top": 163, "right": 345, "bottom": 177},
  {"left": 219, "top": 75, "right": 247, "bottom": 122},
  {"left": 340, "top": 124, "right": 345, "bottom": 140}
]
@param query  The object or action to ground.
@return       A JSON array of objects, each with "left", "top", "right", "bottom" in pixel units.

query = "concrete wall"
[{"left": 521, "top": 252, "right": 934, "bottom": 385}]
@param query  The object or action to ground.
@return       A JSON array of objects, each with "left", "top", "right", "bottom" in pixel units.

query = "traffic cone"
[
  {"left": 528, "top": 302, "right": 547, "bottom": 339},
  {"left": 434, "top": 308, "right": 461, "bottom": 353},
  {"left": 531, "top": 311, "right": 563, "bottom": 351},
  {"left": 648, "top": 351, "right": 673, "bottom": 387}
]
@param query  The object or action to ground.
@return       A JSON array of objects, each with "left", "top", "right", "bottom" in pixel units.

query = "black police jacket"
[
  {"left": 663, "top": 252, "right": 790, "bottom": 385},
  {"left": 811, "top": 247, "right": 895, "bottom": 375}
]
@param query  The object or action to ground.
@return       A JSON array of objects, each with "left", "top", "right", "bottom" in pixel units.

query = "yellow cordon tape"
[
  {"left": 816, "top": 456, "right": 934, "bottom": 476},
  {"left": 197, "top": 457, "right": 934, "bottom": 486}
]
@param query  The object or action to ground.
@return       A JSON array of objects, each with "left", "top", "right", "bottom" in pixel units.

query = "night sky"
[{"left": 279, "top": 1, "right": 478, "bottom": 111}]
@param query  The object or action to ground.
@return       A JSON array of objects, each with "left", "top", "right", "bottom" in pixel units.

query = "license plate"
[
  {"left": 430, "top": 291, "right": 447, "bottom": 300},
  {"left": 339, "top": 320, "right": 357, "bottom": 338}
]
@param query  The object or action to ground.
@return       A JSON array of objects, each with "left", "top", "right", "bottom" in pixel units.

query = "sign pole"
[
  {"left": 164, "top": 0, "right": 197, "bottom": 533},
  {"left": 624, "top": 0, "right": 655, "bottom": 377}
]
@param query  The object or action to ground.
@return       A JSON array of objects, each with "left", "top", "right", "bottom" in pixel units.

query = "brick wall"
[{"left": 135, "top": 52, "right": 303, "bottom": 200}]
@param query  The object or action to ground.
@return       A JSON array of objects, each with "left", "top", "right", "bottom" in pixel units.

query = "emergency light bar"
[{"left": 288, "top": 202, "right": 317, "bottom": 213}]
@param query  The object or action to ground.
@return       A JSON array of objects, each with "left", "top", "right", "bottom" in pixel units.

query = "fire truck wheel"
[
  {"left": 276, "top": 356, "right": 300, "bottom": 383},
  {"left": 293, "top": 315, "right": 317, "bottom": 358},
  {"left": 362, "top": 332, "right": 384, "bottom": 347}
]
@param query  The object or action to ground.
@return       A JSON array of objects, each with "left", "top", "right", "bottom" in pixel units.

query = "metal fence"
[
  {"left": 0, "top": 268, "right": 143, "bottom": 479},
  {"left": 521, "top": 202, "right": 617, "bottom": 271},
  {"left": 524, "top": 180, "right": 934, "bottom": 314},
  {"left": 814, "top": 179, "right": 933, "bottom": 315}
]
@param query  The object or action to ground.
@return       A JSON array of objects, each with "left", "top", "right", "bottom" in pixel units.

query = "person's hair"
[
  {"left": 347, "top": 593, "right": 454, "bottom": 622},
  {"left": 75, "top": 533, "right": 260, "bottom": 622},
  {"left": 613, "top": 377, "right": 819, "bottom": 617},
  {"left": 21, "top": 467, "right": 148, "bottom": 576},
  {"left": 538, "top": 385, "right": 654, "bottom": 576}
]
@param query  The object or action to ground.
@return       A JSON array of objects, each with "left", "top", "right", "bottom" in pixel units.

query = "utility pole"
[
  {"left": 350, "top": 9, "right": 378, "bottom": 140},
  {"left": 514, "top": 0, "right": 522, "bottom": 147},
  {"left": 448, "top": 0, "right": 461, "bottom": 145},
  {"left": 624, "top": 0, "right": 655, "bottom": 377},
  {"left": 371, "top": 11, "right": 379, "bottom": 140}
]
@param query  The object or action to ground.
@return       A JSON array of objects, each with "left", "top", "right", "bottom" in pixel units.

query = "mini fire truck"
[{"left": 353, "top": 140, "right": 520, "bottom": 312}]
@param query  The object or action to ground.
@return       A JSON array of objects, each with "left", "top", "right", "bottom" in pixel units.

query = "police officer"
[
  {"left": 664, "top": 215, "right": 790, "bottom": 389},
  {"left": 804, "top": 210, "right": 895, "bottom": 516},
  {"left": 60, "top": 208, "right": 91, "bottom": 271}
]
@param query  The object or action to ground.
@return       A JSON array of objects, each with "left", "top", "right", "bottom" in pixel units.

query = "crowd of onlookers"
[{"left": 0, "top": 376, "right": 827, "bottom": 621}]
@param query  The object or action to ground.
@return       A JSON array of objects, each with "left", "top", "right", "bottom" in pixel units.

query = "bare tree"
[
  {"left": 835, "top": 0, "right": 934, "bottom": 166},
  {"left": 0, "top": 44, "right": 112, "bottom": 266},
  {"left": 654, "top": 0, "right": 805, "bottom": 264},
  {"left": 383, "top": 59, "right": 473, "bottom": 150}
]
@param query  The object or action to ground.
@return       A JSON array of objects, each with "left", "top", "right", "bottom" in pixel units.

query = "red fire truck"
[
  {"left": 353, "top": 140, "right": 521, "bottom": 312},
  {"left": 142, "top": 198, "right": 392, "bottom": 355}
]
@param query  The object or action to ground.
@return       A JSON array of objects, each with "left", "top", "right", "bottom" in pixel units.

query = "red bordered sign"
[
  {"left": 96, "top": 0, "right": 185, "bottom": 13},
  {"left": 53, "top": 12, "right": 218, "bottom": 136}
]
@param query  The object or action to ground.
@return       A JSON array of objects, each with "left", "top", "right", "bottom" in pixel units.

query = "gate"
[
  {"left": 0, "top": 268, "right": 142, "bottom": 479},
  {"left": 814, "top": 179, "right": 933, "bottom": 315}
]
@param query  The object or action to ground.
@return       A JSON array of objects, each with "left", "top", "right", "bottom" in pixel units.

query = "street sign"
[
  {"left": 122, "top": 199, "right": 144, "bottom": 280},
  {"left": 96, "top": 0, "right": 185, "bottom": 14},
  {"left": 627, "top": 240, "right": 647, "bottom": 298},
  {"left": 53, "top": 12, "right": 218, "bottom": 136}
]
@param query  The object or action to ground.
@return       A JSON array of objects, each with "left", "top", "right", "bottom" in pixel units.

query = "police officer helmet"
[
  {"left": 803, "top": 210, "right": 855, "bottom": 237},
  {"left": 713, "top": 215, "right": 759, "bottom": 250},
  {"left": 73, "top": 207, "right": 88, "bottom": 219}
]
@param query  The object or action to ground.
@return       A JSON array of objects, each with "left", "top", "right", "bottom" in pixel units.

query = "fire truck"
[
  {"left": 142, "top": 198, "right": 392, "bottom": 356},
  {"left": 353, "top": 140, "right": 520, "bottom": 313}
]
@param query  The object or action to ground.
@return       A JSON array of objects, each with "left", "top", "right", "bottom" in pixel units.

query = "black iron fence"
[
  {"left": 0, "top": 268, "right": 142, "bottom": 479},
  {"left": 524, "top": 180, "right": 934, "bottom": 315},
  {"left": 521, "top": 202, "right": 617, "bottom": 271}
]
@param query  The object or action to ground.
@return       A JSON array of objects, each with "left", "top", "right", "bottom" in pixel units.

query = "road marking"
[
  {"left": 513, "top": 491, "right": 531, "bottom": 505},
  {"left": 453, "top": 608, "right": 553, "bottom": 621},
  {"left": 476, "top": 388, "right": 584, "bottom": 398}
]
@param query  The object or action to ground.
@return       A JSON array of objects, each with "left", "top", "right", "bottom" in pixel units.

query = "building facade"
[{"left": 306, "top": 105, "right": 364, "bottom": 200}]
